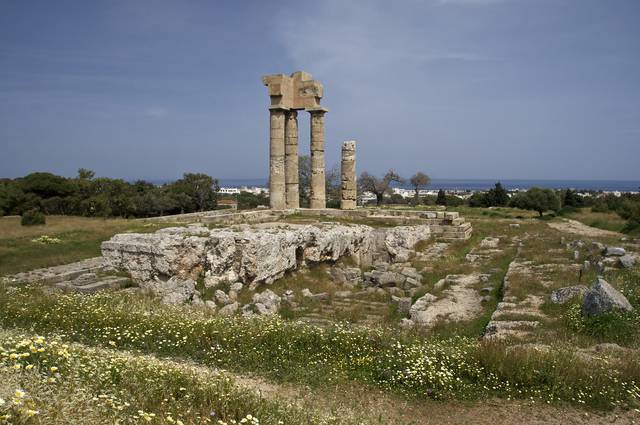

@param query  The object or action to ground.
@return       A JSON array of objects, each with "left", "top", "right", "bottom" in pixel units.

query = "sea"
[{"left": 149, "top": 178, "right": 640, "bottom": 192}]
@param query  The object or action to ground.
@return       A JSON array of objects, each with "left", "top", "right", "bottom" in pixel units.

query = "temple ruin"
[{"left": 262, "top": 71, "right": 329, "bottom": 209}]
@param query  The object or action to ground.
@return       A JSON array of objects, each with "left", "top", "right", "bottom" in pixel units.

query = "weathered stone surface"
[
  {"left": 603, "top": 246, "right": 626, "bottom": 257},
  {"left": 409, "top": 293, "right": 438, "bottom": 323},
  {"left": 384, "top": 225, "right": 431, "bottom": 262},
  {"left": 284, "top": 110, "right": 299, "bottom": 209},
  {"left": 262, "top": 71, "right": 324, "bottom": 111},
  {"left": 218, "top": 302, "right": 239, "bottom": 316},
  {"left": 480, "top": 237, "right": 500, "bottom": 249},
  {"left": 103, "top": 222, "right": 433, "bottom": 297},
  {"left": 269, "top": 108, "right": 286, "bottom": 210},
  {"left": 619, "top": 255, "right": 635, "bottom": 269},
  {"left": 302, "top": 288, "right": 329, "bottom": 301},
  {"left": 7, "top": 257, "right": 106, "bottom": 285},
  {"left": 391, "top": 296, "right": 412, "bottom": 316},
  {"left": 550, "top": 285, "right": 588, "bottom": 304},
  {"left": 215, "top": 289, "right": 232, "bottom": 305},
  {"left": 101, "top": 226, "right": 209, "bottom": 282},
  {"left": 144, "top": 276, "right": 196, "bottom": 305},
  {"left": 252, "top": 289, "right": 281, "bottom": 315},
  {"left": 229, "top": 281, "right": 244, "bottom": 292},
  {"left": 340, "top": 140, "right": 357, "bottom": 210},
  {"left": 582, "top": 278, "right": 633, "bottom": 316},
  {"left": 309, "top": 109, "right": 327, "bottom": 209},
  {"left": 330, "top": 266, "right": 362, "bottom": 287}
]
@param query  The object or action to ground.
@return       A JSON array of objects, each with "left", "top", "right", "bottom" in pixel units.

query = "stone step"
[
  {"left": 8, "top": 257, "right": 105, "bottom": 285},
  {"left": 56, "top": 276, "right": 129, "bottom": 294},
  {"left": 332, "top": 299, "right": 388, "bottom": 308}
]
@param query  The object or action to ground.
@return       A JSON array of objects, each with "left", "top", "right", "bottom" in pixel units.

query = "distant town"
[{"left": 218, "top": 184, "right": 639, "bottom": 204}]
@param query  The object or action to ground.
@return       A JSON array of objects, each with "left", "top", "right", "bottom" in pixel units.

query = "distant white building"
[
  {"left": 240, "top": 186, "right": 268, "bottom": 195},
  {"left": 218, "top": 186, "right": 269, "bottom": 196},
  {"left": 218, "top": 187, "right": 240, "bottom": 195}
]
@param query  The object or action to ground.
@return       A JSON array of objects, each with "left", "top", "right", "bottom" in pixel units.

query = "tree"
[
  {"left": 358, "top": 170, "right": 403, "bottom": 206},
  {"left": 509, "top": 187, "right": 560, "bottom": 217},
  {"left": 237, "top": 191, "right": 269, "bottom": 210},
  {"left": 436, "top": 189, "right": 447, "bottom": 206},
  {"left": 325, "top": 164, "right": 341, "bottom": 208},
  {"left": 77, "top": 168, "right": 95, "bottom": 180},
  {"left": 18, "top": 172, "right": 73, "bottom": 199},
  {"left": 486, "top": 182, "right": 509, "bottom": 207},
  {"left": 562, "top": 189, "right": 582, "bottom": 208},
  {"left": 409, "top": 172, "right": 431, "bottom": 205},
  {"left": 168, "top": 173, "right": 219, "bottom": 212},
  {"left": 298, "top": 155, "right": 311, "bottom": 207},
  {"left": 467, "top": 192, "right": 486, "bottom": 208}
]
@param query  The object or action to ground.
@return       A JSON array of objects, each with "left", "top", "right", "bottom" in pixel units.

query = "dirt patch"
[
  {"left": 548, "top": 219, "right": 622, "bottom": 238},
  {"left": 411, "top": 274, "right": 484, "bottom": 327}
]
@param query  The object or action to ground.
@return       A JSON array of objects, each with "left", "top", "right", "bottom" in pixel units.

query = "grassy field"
[
  {"left": 562, "top": 208, "right": 628, "bottom": 233},
  {"left": 1, "top": 208, "right": 639, "bottom": 423},
  {"left": 0, "top": 216, "right": 176, "bottom": 276}
]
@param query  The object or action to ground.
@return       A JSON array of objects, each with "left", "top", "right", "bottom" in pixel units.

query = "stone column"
[
  {"left": 269, "top": 107, "right": 287, "bottom": 210},
  {"left": 284, "top": 110, "right": 299, "bottom": 209},
  {"left": 309, "top": 108, "right": 327, "bottom": 209},
  {"left": 340, "top": 140, "right": 357, "bottom": 210}
]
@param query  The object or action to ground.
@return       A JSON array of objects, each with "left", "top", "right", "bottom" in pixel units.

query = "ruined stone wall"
[{"left": 101, "top": 223, "right": 432, "bottom": 289}]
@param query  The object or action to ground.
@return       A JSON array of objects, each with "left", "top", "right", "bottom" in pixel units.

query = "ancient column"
[
  {"left": 309, "top": 108, "right": 327, "bottom": 209},
  {"left": 284, "top": 110, "right": 299, "bottom": 209},
  {"left": 340, "top": 140, "right": 357, "bottom": 209},
  {"left": 269, "top": 106, "right": 287, "bottom": 210}
]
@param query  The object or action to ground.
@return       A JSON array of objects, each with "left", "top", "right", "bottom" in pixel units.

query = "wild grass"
[
  {"left": 0, "top": 216, "right": 179, "bottom": 276},
  {"left": 0, "top": 287, "right": 637, "bottom": 410},
  {"left": 0, "top": 329, "right": 353, "bottom": 425},
  {"left": 563, "top": 208, "right": 627, "bottom": 233},
  {"left": 563, "top": 271, "right": 640, "bottom": 347}
]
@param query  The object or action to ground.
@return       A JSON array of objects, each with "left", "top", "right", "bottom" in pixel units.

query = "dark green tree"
[
  {"left": 168, "top": 173, "right": 219, "bottom": 212},
  {"left": 510, "top": 187, "right": 560, "bottom": 217},
  {"left": 562, "top": 189, "right": 582, "bottom": 207},
  {"left": 18, "top": 172, "right": 73, "bottom": 199},
  {"left": 436, "top": 189, "right": 447, "bottom": 206},
  {"left": 77, "top": 168, "right": 95, "bottom": 180},
  {"left": 486, "top": 182, "right": 509, "bottom": 206}
]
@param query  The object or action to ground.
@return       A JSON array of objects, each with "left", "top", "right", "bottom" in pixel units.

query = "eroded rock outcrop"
[{"left": 101, "top": 222, "right": 431, "bottom": 301}]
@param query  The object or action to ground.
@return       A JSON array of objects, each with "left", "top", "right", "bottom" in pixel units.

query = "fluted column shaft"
[
  {"left": 340, "top": 140, "right": 357, "bottom": 209},
  {"left": 284, "top": 110, "right": 299, "bottom": 209},
  {"left": 309, "top": 109, "right": 327, "bottom": 209},
  {"left": 269, "top": 107, "right": 287, "bottom": 210}
]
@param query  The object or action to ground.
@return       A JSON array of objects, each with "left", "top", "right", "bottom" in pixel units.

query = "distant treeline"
[
  {"left": 0, "top": 169, "right": 220, "bottom": 218},
  {"left": 387, "top": 182, "right": 640, "bottom": 234}
]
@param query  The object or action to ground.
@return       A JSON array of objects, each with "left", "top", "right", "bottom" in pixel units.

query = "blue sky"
[{"left": 1, "top": 0, "right": 639, "bottom": 181}]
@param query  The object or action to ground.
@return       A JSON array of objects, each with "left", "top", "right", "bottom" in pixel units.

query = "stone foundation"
[
  {"left": 101, "top": 222, "right": 432, "bottom": 291},
  {"left": 145, "top": 208, "right": 472, "bottom": 241}
]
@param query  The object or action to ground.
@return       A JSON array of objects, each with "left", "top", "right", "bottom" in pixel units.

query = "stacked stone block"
[{"left": 340, "top": 140, "right": 357, "bottom": 209}]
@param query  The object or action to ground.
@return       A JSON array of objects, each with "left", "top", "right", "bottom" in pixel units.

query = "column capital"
[
  {"left": 306, "top": 106, "right": 329, "bottom": 114},
  {"left": 269, "top": 105, "right": 290, "bottom": 111}
]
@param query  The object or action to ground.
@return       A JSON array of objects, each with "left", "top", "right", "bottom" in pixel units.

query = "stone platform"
[
  {"left": 146, "top": 208, "right": 473, "bottom": 241},
  {"left": 4, "top": 257, "right": 130, "bottom": 293}
]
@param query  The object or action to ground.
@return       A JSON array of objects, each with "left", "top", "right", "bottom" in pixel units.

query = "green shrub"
[
  {"left": 591, "top": 202, "right": 609, "bottom": 213},
  {"left": 21, "top": 208, "right": 46, "bottom": 226}
]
